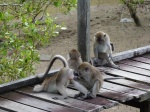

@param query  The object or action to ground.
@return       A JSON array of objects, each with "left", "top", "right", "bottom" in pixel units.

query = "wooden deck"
[{"left": 0, "top": 47, "right": 150, "bottom": 112}]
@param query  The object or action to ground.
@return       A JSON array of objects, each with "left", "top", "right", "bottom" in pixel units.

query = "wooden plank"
[
  {"left": 77, "top": 0, "right": 90, "bottom": 62},
  {"left": 68, "top": 84, "right": 134, "bottom": 103},
  {"left": 0, "top": 92, "right": 77, "bottom": 112},
  {"left": 16, "top": 86, "right": 103, "bottom": 112},
  {"left": 102, "top": 82, "right": 146, "bottom": 99},
  {"left": 0, "top": 97, "right": 47, "bottom": 112},
  {"left": 0, "top": 69, "right": 58, "bottom": 94},
  {"left": 143, "top": 53, "right": 150, "bottom": 59},
  {"left": 119, "top": 59, "right": 150, "bottom": 70},
  {"left": 0, "top": 108, "right": 9, "bottom": 112},
  {"left": 112, "top": 45, "right": 150, "bottom": 62},
  {"left": 98, "top": 88, "right": 134, "bottom": 102},
  {"left": 98, "top": 67, "right": 150, "bottom": 84},
  {"left": 117, "top": 63, "right": 150, "bottom": 77},
  {"left": 84, "top": 97, "right": 118, "bottom": 109},
  {"left": 104, "top": 74, "right": 150, "bottom": 92},
  {"left": 131, "top": 57, "right": 150, "bottom": 64},
  {"left": 66, "top": 86, "right": 119, "bottom": 109}
]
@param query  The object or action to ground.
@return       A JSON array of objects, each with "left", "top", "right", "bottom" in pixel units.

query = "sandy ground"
[{"left": 35, "top": 4, "right": 150, "bottom": 112}]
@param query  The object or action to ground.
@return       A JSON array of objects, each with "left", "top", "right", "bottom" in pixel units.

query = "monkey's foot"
[{"left": 111, "top": 64, "right": 120, "bottom": 69}]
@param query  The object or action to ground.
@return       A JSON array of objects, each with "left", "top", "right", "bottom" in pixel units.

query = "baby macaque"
[
  {"left": 93, "top": 31, "right": 118, "bottom": 68},
  {"left": 67, "top": 49, "right": 83, "bottom": 75},
  {"left": 33, "top": 55, "right": 88, "bottom": 100},
  {"left": 75, "top": 62, "right": 104, "bottom": 100}
]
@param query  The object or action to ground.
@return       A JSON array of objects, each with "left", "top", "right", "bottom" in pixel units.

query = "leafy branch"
[{"left": 0, "top": 0, "right": 77, "bottom": 83}]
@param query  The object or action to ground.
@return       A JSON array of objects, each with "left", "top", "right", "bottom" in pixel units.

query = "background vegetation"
[{"left": 0, "top": 0, "right": 77, "bottom": 83}]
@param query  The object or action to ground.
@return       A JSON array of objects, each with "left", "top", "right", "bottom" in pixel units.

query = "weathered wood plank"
[
  {"left": 0, "top": 69, "right": 58, "bottom": 94},
  {"left": 102, "top": 82, "right": 146, "bottom": 99},
  {"left": 16, "top": 86, "right": 103, "bottom": 112},
  {"left": 131, "top": 57, "right": 150, "bottom": 64},
  {"left": 104, "top": 75, "right": 150, "bottom": 92},
  {"left": 0, "top": 97, "right": 47, "bottom": 112},
  {"left": 84, "top": 97, "right": 118, "bottom": 109},
  {"left": 0, "top": 108, "right": 9, "bottom": 112},
  {"left": 98, "top": 88, "right": 134, "bottom": 102},
  {"left": 112, "top": 46, "right": 150, "bottom": 62},
  {"left": 67, "top": 86, "right": 119, "bottom": 109},
  {"left": 69, "top": 83, "right": 134, "bottom": 103},
  {"left": 0, "top": 92, "right": 77, "bottom": 112},
  {"left": 98, "top": 67, "right": 150, "bottom": 84},
  {"left": 117, "top": 63, "right": 150, "bottom": 77},
  {"left": 143, "top": 53, "right": 150, "bottom": 59},
  {"left": 119, "top": 59, "right": 150, "bottom": 70}
]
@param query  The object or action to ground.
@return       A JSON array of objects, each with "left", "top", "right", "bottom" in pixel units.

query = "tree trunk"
[
  {"left": 127, "top": 3, "right": 141, "bottom": 26},
  {"left": 123, "top": 0, "right": 142, "bottom": 26}
]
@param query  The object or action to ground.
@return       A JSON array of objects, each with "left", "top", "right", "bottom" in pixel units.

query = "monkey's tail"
[{"left": 42, "top": 55, "right": 68, "bottom": 79}]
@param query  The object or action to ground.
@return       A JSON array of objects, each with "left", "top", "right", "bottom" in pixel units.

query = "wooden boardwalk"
[{"left": 0, "top": 47, "right": 150, "bottom": 112}]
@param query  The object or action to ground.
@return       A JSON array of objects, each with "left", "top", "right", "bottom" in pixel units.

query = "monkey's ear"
[{"left": 104, "top": 34, "right": 106, "bottom": 37}]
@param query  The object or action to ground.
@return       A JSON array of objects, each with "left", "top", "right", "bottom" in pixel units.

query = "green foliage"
[
  {"left": 0, "top": 0, "right": 77, "bottom": 83},
  {"left": 121, "top": 0, "right": 144, "bottom": 7}
]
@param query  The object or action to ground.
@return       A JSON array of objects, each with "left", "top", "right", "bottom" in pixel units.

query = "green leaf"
[
  {"left": 0, "top": 12, "right": 3, "bottom": 19},
  {"left": 54, "top": 1, "right": 61, "bottom": 7}
]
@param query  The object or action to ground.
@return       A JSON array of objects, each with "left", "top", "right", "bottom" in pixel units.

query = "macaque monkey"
[
  {"left": 93, "top": 31, "right": 118, "bottom": 68},
  {"left": 75, "top": 62, "right": 104, "bottom": 100},
  {"left": 67, "top": 49, "right": 83, "bottom": 75},
  {"left": 33, "top": 55, "right": 88, "bottom": 100}
]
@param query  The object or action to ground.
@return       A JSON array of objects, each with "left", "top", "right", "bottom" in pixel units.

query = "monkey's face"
[
  {"left": 95, "top": 32, "right": 106, "bottom": 44},
  {"left": 96, "top": 37, "right": 103, "bottom": 44},
  {"left": 78, "top": 62, "right": 91, "bottom": 78}
]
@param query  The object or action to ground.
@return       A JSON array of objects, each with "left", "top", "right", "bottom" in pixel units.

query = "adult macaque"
[
  {"left": 75, "top": 62, "right": 104, "bottom": 100},
  {"left": 67, "top": 49, "right": 83, "bottom": 75},
  {"left": 33, "top": 55, "right": 88, "bottom": 100},
  {"left": 93, "top": 31, "right": 118, "bottom": 68}
]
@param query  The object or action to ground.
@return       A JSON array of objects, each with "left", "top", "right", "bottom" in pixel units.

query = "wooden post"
[
  {"left": 140, "top": 100, "right": 150, "bottom": 112},
  {"left": 77, "top": 0, "right": 90, "bottom": 62}
]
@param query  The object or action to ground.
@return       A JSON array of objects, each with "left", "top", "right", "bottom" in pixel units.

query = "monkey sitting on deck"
[
  {"left": 33, "top": 55, "right": 88, "bottom": 100},
  {"left": 74, "top": 62, "right": 104, "bottom": 100},
  {"left": 93, "top": 31, "right": 119, "bottom": 68}
]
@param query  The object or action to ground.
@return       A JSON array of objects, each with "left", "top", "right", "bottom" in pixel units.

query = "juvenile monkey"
[
  {"left": 33, "top": 55, "right": 88, "bottom": 100},
  {"left": 67, "top": 49, "right": 83, "bottom": 74},
  {"left": 75, "top": 62, "right": 104, "bottom": 100},
  {"left": 93, "top": 31, "right": 118, "bottom": 68}
]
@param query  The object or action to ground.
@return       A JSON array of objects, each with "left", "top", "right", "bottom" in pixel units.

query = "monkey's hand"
[{"left": 86, "top": 92, "right": 96, "bottom": 99}]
